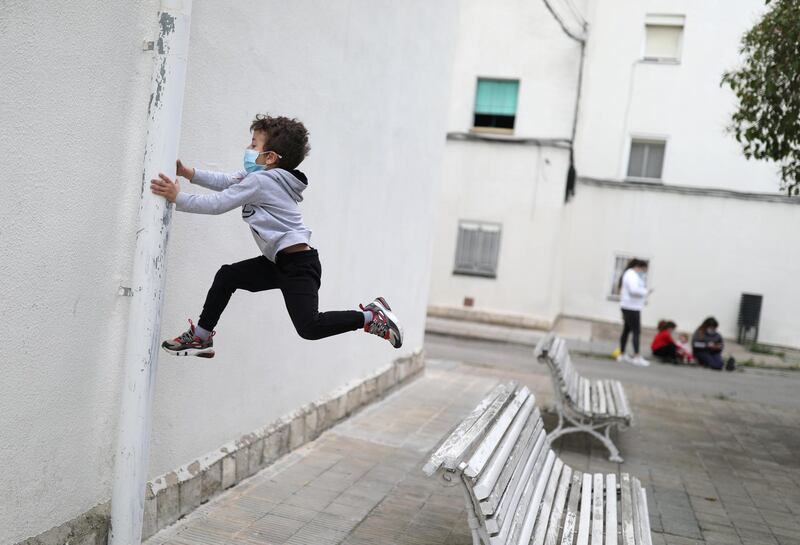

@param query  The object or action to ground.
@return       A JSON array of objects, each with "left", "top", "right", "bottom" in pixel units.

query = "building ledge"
[
  {"left": 447, "top": 131, "right": 572, "bottom": 149},
  {"left": 577, "top": 176, "right": 799, "bottom": 205}
]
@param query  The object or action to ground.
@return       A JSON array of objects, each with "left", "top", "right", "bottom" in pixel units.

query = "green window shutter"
[{"left": 475, "top": 79, "right": 519, "bottom": 116}]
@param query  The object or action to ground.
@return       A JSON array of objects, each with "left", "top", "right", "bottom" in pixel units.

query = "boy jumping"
[{"left": 150, "top": 114, "right": 403, "bottom": 358}]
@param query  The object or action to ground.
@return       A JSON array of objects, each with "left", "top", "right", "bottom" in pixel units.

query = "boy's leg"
[
  {"left": 162, "top": 256, "right": 281, "bottom": 357},
  {"left": 198, "top": 256, "right": 281, "bottom": 332},
  {"left": 277, "top": 251, "right": 364, "bottom": 340}
]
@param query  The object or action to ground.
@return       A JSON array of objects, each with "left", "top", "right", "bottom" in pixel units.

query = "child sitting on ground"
[
  {"left": 675, "top": 333, "right": 694, "bottom": 364},
  {"left": 651, "top": 320, "right": 680, "bottom": 363},
  {"left": 150, "top": 114, "right": 403, "bottom": 358}
]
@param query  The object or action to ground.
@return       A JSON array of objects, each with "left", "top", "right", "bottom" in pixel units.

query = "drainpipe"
[
  {"left": 540, "top": 0, "right": 587, "bottom": 203},
  {"left": 109, "top": 1, "right": 192, "bottom": 544}
]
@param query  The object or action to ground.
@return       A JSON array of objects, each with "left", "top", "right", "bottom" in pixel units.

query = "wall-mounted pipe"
[{"left": 109, "top": 1, "right": 192, "bottom": 543}]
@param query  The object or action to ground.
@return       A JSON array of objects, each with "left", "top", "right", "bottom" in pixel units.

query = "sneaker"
[
  {"left": 630, "top": 355, "right": 650, "bottom": 367},
  {"left": 360, "top": 297, "right": 403, "bottom": 348},
  {"left": 616, "top": 354, "right": 631, "bottom": 364},
  {"left": 161, "top": 319, "right": 215, "bottom": 358}
]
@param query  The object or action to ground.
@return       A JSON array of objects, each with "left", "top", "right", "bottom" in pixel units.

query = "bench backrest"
[
  {"left": 535, "top": 334, "right": 632, "bottom": 420},
  {"left": 424, "top": 382, "right": 650, "bottom": 544},
  {"left": 535, "top": 334, "right": 580, "bottom": 401}
]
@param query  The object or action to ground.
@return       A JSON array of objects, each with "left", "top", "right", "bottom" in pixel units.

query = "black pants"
[
  {"left": 620, "top": 309, "right": 641, "bottom": 354},
  {"left": 198, "top": 250, "right": 364, "bottom": 340},
  {"left": 653, "top": 343, "right": 677, "bottom": 363},
  {"left": 695, "top": 351, "right": 724, "bottom": 370}
]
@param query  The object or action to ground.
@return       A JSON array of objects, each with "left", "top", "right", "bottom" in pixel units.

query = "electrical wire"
[{"left": 542, "top": 0, "right": 586, "bottom": 42}]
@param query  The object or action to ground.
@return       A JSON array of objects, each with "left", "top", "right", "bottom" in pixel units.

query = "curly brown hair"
[{"left": 250, "top": 114, "right": 310, "bottom": 170}]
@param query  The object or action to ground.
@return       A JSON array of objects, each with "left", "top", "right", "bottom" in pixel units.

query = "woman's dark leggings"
[
  {"left": 620, "top": 309, "right": 641, "bottom": 354},
  {"left": 197, "top": 250, "right": 364, "bottom": 339}
]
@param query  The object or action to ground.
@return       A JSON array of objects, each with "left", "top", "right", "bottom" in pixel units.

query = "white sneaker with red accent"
[
  {"left": 161, "top": 319, "right": 215, "bottom": 358},
  {"left": 360, "top": 297, "right": 403, "bottom": 349}
]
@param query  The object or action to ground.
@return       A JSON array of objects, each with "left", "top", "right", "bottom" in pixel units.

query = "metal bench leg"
[
  {"left": 460, "top": 485, "right": 485, "bottom": 545},
  {"left": 602, "top": 424, "right": 624, "bottom": 463},
  {"left": 548, "top": 418, "right": 624, "bottom": 463}
]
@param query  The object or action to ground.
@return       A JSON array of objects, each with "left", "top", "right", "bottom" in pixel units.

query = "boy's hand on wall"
[
  {"left": 150, "top": 173, "right": 181, "bottom": 203},
  {"left": 176, "top": 159, "right": 195, "bottom": 181}
]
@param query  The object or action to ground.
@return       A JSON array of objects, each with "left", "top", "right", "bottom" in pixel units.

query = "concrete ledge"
[
  {"left": 427, "top": 305, "right": 552, "bottom": 331},
  {"left": 15, "top": 350, "right": 425, "bottom": 545},
  {"left": 15, "top": 503, "right": 109, "bottom": 545}
]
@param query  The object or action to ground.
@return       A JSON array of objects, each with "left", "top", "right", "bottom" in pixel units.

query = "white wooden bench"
[
  {"left": 534, "top": 334, "right": 632, "bottom": 463},
  {"left": 423, "top": 381, "right": 652, "bottom": 545}
]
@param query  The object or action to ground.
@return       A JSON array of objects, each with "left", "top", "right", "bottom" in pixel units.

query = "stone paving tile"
[{"left": 146, "top": 343, "right": 800, "bottom": 545}]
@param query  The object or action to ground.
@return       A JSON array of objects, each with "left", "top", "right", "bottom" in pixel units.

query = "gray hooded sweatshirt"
[{"left": 175, "top": 167, "right": 311, "bottom": 262}]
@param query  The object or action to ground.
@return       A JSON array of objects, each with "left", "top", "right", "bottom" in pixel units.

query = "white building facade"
[
  {"left": 429, "top": 0, "right": 800, "bottom": 348},
  {"left": 0, "top": 1, "right": 456, "bottom": 543}
]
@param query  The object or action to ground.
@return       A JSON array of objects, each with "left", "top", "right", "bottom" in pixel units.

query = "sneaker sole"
[
  {"left": 161, "top": 345, "right": 215, "bottom": 358},
  {"left": 371, "top": 298, "right": 404, "bottom": 349}
]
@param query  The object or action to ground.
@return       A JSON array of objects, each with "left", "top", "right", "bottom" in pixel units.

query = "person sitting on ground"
[
  {"left": 675, "top": 332, "right": 694, "bottom": 364},
  {"left": 651, "top": 320, "right": 679, "bottom": 363},
  {"left": 692, "top": 317, "right": 724, "bottom": 370}
]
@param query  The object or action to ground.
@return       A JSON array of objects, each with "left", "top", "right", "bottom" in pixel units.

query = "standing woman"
[{"left": 617, "top": 259, "right": 652, "bottom": 367}]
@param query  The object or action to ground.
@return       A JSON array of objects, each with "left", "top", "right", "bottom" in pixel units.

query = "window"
[
  {"left": 454, "top": 221, "right": 502, "bottom": 278},
  {"left": 473, "top": 78, "right": 519, "bottom": 130},
  {"left": 627, "top": 139, "right": 665, "bottom": 180},
  {"left": 643, "top": 15, "right": 684, "bottom": 62},
  {"left": 609, "top": 255, "right": 650, "bottom": 298}
]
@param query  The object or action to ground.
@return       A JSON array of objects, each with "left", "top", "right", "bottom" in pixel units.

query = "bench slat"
[
  {"left": 605, "top": 473, "right": 618, "bottom": 545},
  {"left": 611, "top": 381, "right": 630, "bottom": 419},
  {"left": 634, "top": 479, "right": 652, "bottom": 545},
  {"left": 583, "top": 378, "right": 592, "bottom": 415},
  {"left": 474, "top": 395, "right": 536, "bottom": 497},
  {"left": 560, "top": 470, "right": 583, "bottom": 545},
  {"left": 442, "top": 382, "right": 518, "bottom": 471},
  {"left": 567, "top": 367, "right": 578, "bottom": 401},
  {"left": 591, "top": 382, "right": 601, "bottom": 416},
  {"left": 465, "top": 387, "right": 531, "bottom": 478},
  {"left": 604, "top": 379, "right": 617, "bottom": 417},
  {"left": 632, "top": 477, "right": 649, "bottom": 545},
  {"left": 576, "top": 472, "right": 592, "bottom": 545},
  {"left": 544, "top": 464, "right": 573, "bottom": 545},
  {"left": 532, "top": 460, "right": 568, "bottom": 545},
  {"left": 592, "top": 473, "right": 604, "bottom": 545},
  {"left": 487, "top": 428, "right": 548, "bottom": 539},
  {"left": 620, "top": 473, "right": 635, "bottom": 545},
  {"left": 597, "top": 380, "right": 607, "bottom": 415},
  {"left": 479, "top": 411, "right": 542, "bottom": 515},
  {"left": 424, "top": 382, "right": 510, "bottom": 476},
  {"left": 490, "top": 443, "right": 549, "bottom": 543},
  {"left": 513, "top": 452, "right": 559, "bottom": 545}
]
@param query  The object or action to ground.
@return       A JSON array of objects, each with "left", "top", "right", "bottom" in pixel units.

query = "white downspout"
[{"left": 109, "top": 1, "right": 192, "bottom": 543}]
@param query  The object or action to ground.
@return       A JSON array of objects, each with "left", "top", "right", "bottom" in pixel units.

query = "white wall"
[
  {"left": 562, "top": 181, "right": 800, "bottom": 348},
  {"left": 576, "top": 0, "right": 781, "bottom": 193},
  {"left": 429, "top": 141, "right": 570, "bottom": 321},
  {"left": 0, "top": 1, "right": 456, "bottom": 543},
  {"left": 427, "top": 0, "right": 582, "bottom": 322},
  {"left": 446, "top": 0, "right": 584, "bottom": 138}
]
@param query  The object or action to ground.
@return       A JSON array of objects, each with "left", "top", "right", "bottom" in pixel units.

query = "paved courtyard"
[{"left": 145, "top": 334, "right": 800, "bottom": 545}]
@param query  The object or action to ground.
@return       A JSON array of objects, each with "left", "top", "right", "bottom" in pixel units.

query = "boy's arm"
[
  {"left": 191, "top": 168, "right": 249, "bottom": 192},
  {"left": 175, "top": 174, "right": 260, "bottom": 215}
]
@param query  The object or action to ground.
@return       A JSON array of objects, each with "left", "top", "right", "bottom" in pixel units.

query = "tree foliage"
[{"left": 722, "top": 0, "right": 800, "bottom": 194}]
